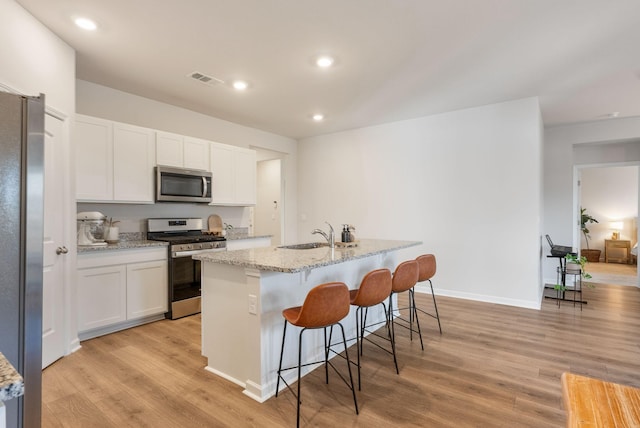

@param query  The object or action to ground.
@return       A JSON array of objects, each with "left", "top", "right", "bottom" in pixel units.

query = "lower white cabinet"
[
  {"left": 77, "top": 264, "right": 127, "bottom": 332},
  {"left": 77, "top": 248, "right": 167, "bottom": 339}
]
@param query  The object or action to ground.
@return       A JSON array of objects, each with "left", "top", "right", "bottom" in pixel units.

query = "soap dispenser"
[{"left": 341, "top": 224, "right": 350, "bottom": 243}]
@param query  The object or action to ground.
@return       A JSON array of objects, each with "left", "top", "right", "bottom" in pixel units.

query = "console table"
[{"left": 604, "top": 239, "right": 631, "bottom": 264}]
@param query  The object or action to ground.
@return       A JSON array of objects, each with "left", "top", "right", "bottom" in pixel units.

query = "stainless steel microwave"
[{"left": 156, "top": 165, "right": 212, "bottom": 203}]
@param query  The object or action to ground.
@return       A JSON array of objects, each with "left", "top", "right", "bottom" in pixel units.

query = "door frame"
[{"left": 573, "top": 161, "right": 640, "bottom": 287}]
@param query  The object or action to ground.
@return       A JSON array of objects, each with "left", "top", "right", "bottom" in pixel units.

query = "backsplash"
[{"left": 77, "top": 203, "right": 250, "bottom": 233}]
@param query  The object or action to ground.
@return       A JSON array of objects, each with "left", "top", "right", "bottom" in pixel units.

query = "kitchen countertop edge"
[
  {"left": 194, "top": 239, "right": 421, "bottom": 273},
  {"left": 77, "top": 240, "right": 168, "bottom": 253},
  {"left": 226, "top": 234, "right": 273, "bottom": 241}
]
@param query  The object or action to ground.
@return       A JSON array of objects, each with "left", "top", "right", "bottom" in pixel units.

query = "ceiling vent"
[{"left": 187, "top": 71, "right": 224, "bottom": 87}]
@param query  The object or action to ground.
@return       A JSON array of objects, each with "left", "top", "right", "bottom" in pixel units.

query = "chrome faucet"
[{"left": 312, "top": 222, "right": 335, "bottom": 248}]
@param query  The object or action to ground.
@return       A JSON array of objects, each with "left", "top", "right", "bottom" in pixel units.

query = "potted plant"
[
  {"left": 580, "top": 207, "right": 600, "bottom": 262},
  {"left": 554, "top": 253, "right": 594, "bottom": 293}
]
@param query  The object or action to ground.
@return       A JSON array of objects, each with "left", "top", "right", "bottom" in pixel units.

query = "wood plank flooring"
[{"left": 42, "top": 283, "right": 640, "bottom": 427}]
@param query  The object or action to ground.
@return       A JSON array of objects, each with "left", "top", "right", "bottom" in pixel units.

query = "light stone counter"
[
  {"left": 0, "top": 352, "right": 23, "bottom": 402},
  {"left": 194, "top": 239, "right": 420, "bottom": 273},
  {"left": 198, "top": 238, "right": 421, "bottom": 403},
  {"left": 77, "top": 232, "right": 168, "bottom": 253}
]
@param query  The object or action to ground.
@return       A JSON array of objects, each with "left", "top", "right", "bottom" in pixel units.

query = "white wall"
[
  {"left": 298, "top": 97, "right": 543, "bottom": 308},
  {"left": 543, "top": 118, "right": 640, "bottom": 282},
  {"left": 76, "top": 80, "right": 298, "bottom": 241},
  {"left": 254, "top": 159, "right": 282, "bottom": 245},
  {"left": 0, "top": 1, "right": 75, "bottom": 113}
]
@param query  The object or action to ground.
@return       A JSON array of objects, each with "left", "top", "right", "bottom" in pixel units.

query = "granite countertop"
[
  {"left": 77, "top": 232, "right": 168, "bottom": 254},
  {"left": 0, "top": 352, "right": 24, "bottom": 402},
  {"left": 226, "top": 233, "right": 273, "bottom": 241},
  {"left": 193, "top": 239, "right": 421, "bottom": 273}
]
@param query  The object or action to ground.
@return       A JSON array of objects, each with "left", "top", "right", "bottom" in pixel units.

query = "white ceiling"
[{"left": 16, "top": 0, "right": 640, "bottom": 139}]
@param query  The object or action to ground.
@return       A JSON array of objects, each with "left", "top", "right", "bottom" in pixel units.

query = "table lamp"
[{"left": 610, "top": 221, "right": 623, "bottom": 240}]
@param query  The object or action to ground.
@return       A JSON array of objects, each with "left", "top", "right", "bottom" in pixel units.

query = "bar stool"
[
  {"left": 349, "top": 268, "right": 397, "bottom": 390},
  {"left": 415, "top": 254, "right": 442, "bottom": 334},
  {"left": 275, "top": 282, "right": 358, "bottom": 427},
  {"left": 388, "top": 260, "right": 422, "bottom": 350}
]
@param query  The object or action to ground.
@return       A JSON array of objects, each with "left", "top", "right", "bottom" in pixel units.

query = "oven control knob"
[{"left": 186, "top": 244, "right": 193, "bottom": 250}]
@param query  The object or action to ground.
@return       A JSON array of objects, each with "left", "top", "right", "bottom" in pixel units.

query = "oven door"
[{"left": 169, "top": 248, "right": 225, "bottom": 319}]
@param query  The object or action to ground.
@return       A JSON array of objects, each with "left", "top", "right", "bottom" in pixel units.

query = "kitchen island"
[{"left": 194, "top": 238, "right": 420, "bottom": 402}]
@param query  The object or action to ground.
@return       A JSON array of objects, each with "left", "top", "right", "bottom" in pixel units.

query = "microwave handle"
[{"left": 202, "top": 176, "right": 208, "bottom": 198}]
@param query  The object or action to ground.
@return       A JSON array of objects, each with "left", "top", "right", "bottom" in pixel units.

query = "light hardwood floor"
[{"left": 42, "top": 283, "right": 640, "bottom": 427}]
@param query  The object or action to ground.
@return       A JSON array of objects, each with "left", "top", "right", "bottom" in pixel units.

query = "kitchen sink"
[{"left": 278, "top": 242, "right": 329, "bottom": 250}]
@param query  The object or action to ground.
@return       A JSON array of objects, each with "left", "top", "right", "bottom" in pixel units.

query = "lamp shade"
[{"left": 610, "top": 221, "right": 623, "bottom": 231}]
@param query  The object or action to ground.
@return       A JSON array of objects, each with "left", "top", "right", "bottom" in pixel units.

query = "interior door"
[{"left": 42, "top": 113, "right": 67, "bottom": 368}]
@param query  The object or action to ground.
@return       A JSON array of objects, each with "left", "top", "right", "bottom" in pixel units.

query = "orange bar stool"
[
  {"left": 416, "top": 254, "right": 442, "bottom": 334},
  {"left": 349, "top": 268, "right": 397, "bottom": 390},
  {"left": 388, "top": 260, "right": 422, "bottom": 351},
  {"left": 275, "top": 282, "right": 358, "bottom": 427}
]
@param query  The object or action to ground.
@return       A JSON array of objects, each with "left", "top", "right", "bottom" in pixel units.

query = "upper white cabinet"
[
  {"left": 76, "top": 114, "right": 155, "bottom": 203},
  {"left": 184, "top": 137, "right": 210, "bottom": 171},
  {"left": 156, "top": 131, "right": 210, "bottom": 171},
  {"left": 210, "top": 143, "right": 256, "bottom": 206},
  {"left": 75, "top": 116, "right": 113, "bottom": 201}
]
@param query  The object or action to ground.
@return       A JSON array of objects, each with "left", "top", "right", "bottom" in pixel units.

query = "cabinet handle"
[{"left": 56, "top": 246, "right": 69, "bottom": 255}]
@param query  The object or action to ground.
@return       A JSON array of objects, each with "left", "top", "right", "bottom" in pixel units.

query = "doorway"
[
  {"left": 252, "top": 148, "right": 285, "bottom": 246},
  {"left": 576, "top": 164, "right": 639, "bottom": 287}
]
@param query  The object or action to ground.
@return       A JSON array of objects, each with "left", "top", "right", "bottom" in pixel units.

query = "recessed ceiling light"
[
  {"left": 316, "top": 56, "right": 334, "bottom": 68},
  {"left": 312, "top": 114, "right": 324, "bottom": 121},
  {"left": 74, "top": 17, "right": 97, "bottom": 31},
  {"left": 232, "top": 80, "right": 248, "bottom": 91},
  {"left": 607, "top": 112, "right": 620, "bottom": 118}
]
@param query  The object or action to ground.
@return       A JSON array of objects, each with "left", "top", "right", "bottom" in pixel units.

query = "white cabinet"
[
  {"left": 226, "top": 236, "right": 272, "bottom": 251},
  {"left": 210, "top": 143, "right": 256, "bottom": 206},
  {"left": 77, "top": 248, "right": 168, "bottom": 340},
  {"left": 126, "top": 260, "right": 167, "bottom": 319},
  {"left": 184, "top": 137, "right": 210, "bottom": 170},
  {"left": 75, "top": 114, "right": 155, "bottom": 203},
  {"left": 75, "top": 116, "right": 113, "bottom": 201},
  {"left": 77, "top": 264, "right": 127, "bottom": 332},
  {"left": 156, "top": 132, "right": 210, "bottom": 171},
  {"left": 113, "top": 123, "right": 155, "bottom": 202}
]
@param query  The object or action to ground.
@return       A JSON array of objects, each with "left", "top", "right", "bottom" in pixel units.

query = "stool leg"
[
  {"left": 338, "top": 322, "right": 359, "bottom": 415},
  {"left": 382, "top": 301, "right": 399, "bottom": 374},
  {"left": 275, "top": 320, "right": 288, "bottom": 397},
  {"left": 355, "top": 306, "right": 362, "bottom": 390},
  {"left": 410, "top": 288, "right": 424, "bottom": 351},
  {"left": 297, "top": 328, "right": 305, "bottom": 428},
  {"left": 429, "top": 279, "right": 443, "bottom": 334}
]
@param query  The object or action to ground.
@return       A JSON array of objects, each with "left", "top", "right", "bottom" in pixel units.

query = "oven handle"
[{"left": 173, "top": 248, "right": 226, "bottom": 258}]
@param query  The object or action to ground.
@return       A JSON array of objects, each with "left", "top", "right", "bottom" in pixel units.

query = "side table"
[{"left": 604, "top": 239, "right": 631, "bottom": 264}]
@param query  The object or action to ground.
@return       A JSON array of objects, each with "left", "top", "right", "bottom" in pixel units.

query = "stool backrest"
[
  {"left": 296, "top": 282, "right": 350, "bottom": 328},
  {"left": 416, "top": 254, "right": 436, "bottom": 282},
  {"left": 352, "top": 268, "right": 392, "bottom": 307},
  {"left": 392, "top": 260, "right": 419, "bottom": 293}
]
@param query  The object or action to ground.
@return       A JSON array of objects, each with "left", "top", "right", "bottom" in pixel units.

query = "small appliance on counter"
[{"left": 77, "top": 211, "right": 108, "bottom": 247}]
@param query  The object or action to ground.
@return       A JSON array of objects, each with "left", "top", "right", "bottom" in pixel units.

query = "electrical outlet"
[{"left": 248, "top": 294, "right": 257, "bottom": 314}]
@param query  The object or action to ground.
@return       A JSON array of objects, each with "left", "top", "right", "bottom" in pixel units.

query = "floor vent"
[{"left": 187, "top": 71, "right": 224, "bottom": 86}]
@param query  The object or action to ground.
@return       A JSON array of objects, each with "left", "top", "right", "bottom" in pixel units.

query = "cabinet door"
[
  {"left": 126, "top": 260, "right": 168, "bottom": 319},
  {"left": 234, "top": 148, "right": 257, "bottom": 205},
  {"left": 113, "top": 123, "right": 155, "bottom": 202},
  {"left": 156, "top": 131, "right": 184, "bottom": 167},
  {"left": 77, "top": 265, "right": 127, "bottom": 332},
  {"left": 210, "top": 143, "right": 236, "bottom": 204},
  {"left": 184, "top": 137, "right": 210, "bottom": 171},
  {"left": 75, "top": 115, "right": 113, "bottom": 201}
]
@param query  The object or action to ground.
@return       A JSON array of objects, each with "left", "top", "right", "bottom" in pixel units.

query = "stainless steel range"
[{"left": 147, "top": 218, "right": 226, "bottom": 319}]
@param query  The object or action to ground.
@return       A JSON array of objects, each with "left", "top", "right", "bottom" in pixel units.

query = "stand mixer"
[{"left": 77, "top": 211, "right": 108, "bottom": 247}]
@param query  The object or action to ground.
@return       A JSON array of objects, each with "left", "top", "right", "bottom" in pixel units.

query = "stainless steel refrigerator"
[{"left": 0, "top": 91, "right": 44, "bottom": 428}]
